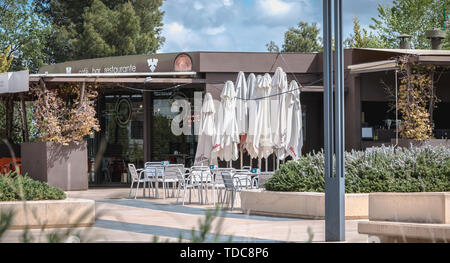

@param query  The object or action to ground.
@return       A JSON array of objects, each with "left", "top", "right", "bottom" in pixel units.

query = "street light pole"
[{"left": 323, "top": 0, "right": 345, "bottom": 242}]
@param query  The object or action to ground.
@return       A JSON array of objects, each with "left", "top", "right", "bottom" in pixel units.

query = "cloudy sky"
[{"left": 159, "top": 0, "right": 393, "bottom": 53}]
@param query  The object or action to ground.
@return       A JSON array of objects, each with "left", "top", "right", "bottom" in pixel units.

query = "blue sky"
[{"left": 159, "top": 0, "right": 393, "bottom": 52}]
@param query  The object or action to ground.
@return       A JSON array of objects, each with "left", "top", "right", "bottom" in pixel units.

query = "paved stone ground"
[{"left": 2, "top": 187, "right": 369, "bottom": 243}]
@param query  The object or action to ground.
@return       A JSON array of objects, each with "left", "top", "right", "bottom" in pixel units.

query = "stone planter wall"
[
  {"left": 0, "top": 198, "right": 95, "bottom": 229},
  {"left": 369, "top": 192, "right": 449, "bottom": 224},
  {"left": 21, "top": 141, "right": 88, "bottom": 191},
  {"left": 358, "top": 192, "right": 450, "bottom": 243},
  {"left": 240, "top": 189, "right": 368, "bottom": 219}
]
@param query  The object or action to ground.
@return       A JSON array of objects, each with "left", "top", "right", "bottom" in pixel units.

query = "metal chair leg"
[
  {"left": 135, "top": 181, "right": 140, "bottom": 199},
  {"left": 182, "top": 186, "right": 187, "bottom": 205},
  {"left": 176, "top": 183, "right": 181, "bottom": 204},
  {"left": 129, "top": 181, "right": 134, "bottom": 197}
]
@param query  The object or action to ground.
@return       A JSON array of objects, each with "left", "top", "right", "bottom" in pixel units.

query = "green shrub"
[
  {"left": 265, "top": 146, "right": 450, "bottom": 193},
  {"left": 0, "top": 172, "right": 66, "bottom": 201}
]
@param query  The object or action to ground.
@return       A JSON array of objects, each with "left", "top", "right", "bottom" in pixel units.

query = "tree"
[
  {"left": 281, "top": 22, "right": 322, "bottom": 52},
  {"left": 266, "top": 22, "right": 322, "bottom": 53},
  {"left": 34, "top": 0, "right": 165, "bottom": 63},
  {"left": 30, "top": 81, "right": 100, "bottom": 145},
  {"left": 370, "top": 0, "right": 450, "bottom": 49},
  {"left": 265, "top": 41, "right": 280, "bottom": 52},
  {"left": 395, "top": 57, "right": 437, "bottom": 140},
  {"left": 0, "top": 46, "right": 13, "bottom": 73},
  {"left": 345, "top": 16, "right": 385, "bottom": 48},
  {"left": 0, "top": 0, "right": 50, "bottom": 72}
]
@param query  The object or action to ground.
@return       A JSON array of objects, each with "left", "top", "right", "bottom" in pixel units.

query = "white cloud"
[
  {"left": 160, "top": 0, "right": 393, "bottom": 52},
  {"left": 193, "top": 1, "right": 203, "bottom": 10},
  {"left": 258, "top": 0, "right": 292, "bottom": 16},
  {"left": 204, "top": 25, "right": 226, "bottom": 35},
  {"left": 223, "top": 0, "right": 233, "bottom": 6},
  {"left": 163, "top": 22, "right": 201, "bottom": 51}
]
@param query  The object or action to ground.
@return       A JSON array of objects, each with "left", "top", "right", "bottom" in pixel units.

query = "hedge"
[
  {"left": 264, "top": 146, "right": 450, "bottom": 193},
  {"left": 0, "top": 172, "right": 66, "bottom": 201}
]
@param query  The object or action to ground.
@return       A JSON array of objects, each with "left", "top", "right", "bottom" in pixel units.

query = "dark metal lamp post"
[{"left": 323, "top": 0, "right": 345, "bottom": 242}]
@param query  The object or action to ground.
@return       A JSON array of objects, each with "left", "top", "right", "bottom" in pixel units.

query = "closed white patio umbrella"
[
  {"left": 245, "top": 73, "right": 272, "bottom": 171},
  {"left": 211, "top": 81, "right": 240, "bottom": 165},
  {"left": 235, "top": 71, "right": 248, "bottom": 135},
  {"left": 245, "top": 73, "right": 258, "bottom": 159},
  {"left": 285, "top": 80, "right": 303, "bottom": 160},
  {"left": 255, "top": 73, "right": 273, "bottom": 160},
  {"left": 270, "top": 67, "right": 289, "bottom": 168},
  {"left": 194, "top": 93, "right": 216, "bottom": 166},
  {"left": 235, "top": 71, "right": 249, "bottom": 168}
]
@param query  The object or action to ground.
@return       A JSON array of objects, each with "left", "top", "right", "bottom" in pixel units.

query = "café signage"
[{"left": 78, "top": 64, "right": 138, "bottom": 74}]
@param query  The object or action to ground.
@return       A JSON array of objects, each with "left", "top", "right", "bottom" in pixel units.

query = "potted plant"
[
  {"left": 390, "top": 56, "right": 450, "bottom": 147},
  {"left": 20, "top": 80, "right": 100, "bottom": 190}
]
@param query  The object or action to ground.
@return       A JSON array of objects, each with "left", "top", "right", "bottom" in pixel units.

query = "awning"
[
  {"left": 348, "top": 60, "right": 398, "bottom": 74},
  {"left": 0, "top": 70, "right": 29, "bottom": 94},
  {"left": 28, "top": 71, "right": 204, "bottom": 84}
]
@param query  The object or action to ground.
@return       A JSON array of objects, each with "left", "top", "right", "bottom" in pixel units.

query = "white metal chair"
[
  {"left": 163, "top": 164, "right": 184, "bottom": 198},
  {"left": 220, "top": 171, "right": 243, "bottom": 210},
  {"left": 234, "top": 169, "right": 253, "bottom": 189},
  {"left": 128, "top": 163, "right": 150, "bottom": 199},
  {"left": 190, "top": 166, "right": 215, "bottom": 205},
  {"left": 176, "top": 167, "right": 202, "bottom": 205},
  {"left": 214, "top": 168, "right": 235, "bottom": 203},
  {"left": 144, "top": 163, "right": 165, "bottom": 199}
]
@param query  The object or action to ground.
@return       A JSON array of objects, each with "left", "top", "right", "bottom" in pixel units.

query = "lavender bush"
[{"left": 265, "top": 146, "right": 450, "bottom": 193}]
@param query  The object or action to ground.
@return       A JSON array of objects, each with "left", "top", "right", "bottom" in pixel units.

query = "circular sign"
[
  {"left": 115, "top": 98, "right": 132, "bottom": 127},
  {"left": 174, "top": 53, "right": 192, "bottom": 72}
]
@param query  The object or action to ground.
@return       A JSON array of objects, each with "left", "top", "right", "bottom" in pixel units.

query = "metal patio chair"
[
  {"left": 144, "top": 163, "right": 165, "bottom": 199},
  {"left": 220, "top": 171, "right": 243, "bottom": 211},
  {"left": 213, "top": 168, "right": 235, "bottom": 203},
  {"left": 190, "top": 166, "right": 215, "bottom": 205},
  {"left": 234, "top": 169, "right": 253, "bottom": 189},
  {"left": 163, "top": 164, "right": 184, "bottom": 198},
  {"left": 176, "top": 167, "right": 202, "bottom": 205},
  {"left": 128, "top": 163, "right": 150, "bottom": 199}
]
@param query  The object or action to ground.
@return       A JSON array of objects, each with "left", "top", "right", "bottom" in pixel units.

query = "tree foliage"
[
  {"left": 370, "top": 0, "right": 450, "bottom": 49},
  {"left": 34, "top": 0, "right": 165, "bottom": 63},
  {"left": 30, "top": 82, "right": 100, "bottom": 145},
  {"left": 345, "top": 16, "right": 385, "bottom": 48},
  {"left": 0, "top": 45, "right": 13, "bottom": 73},
  {"left": 281, "top": 22, "right": 322, "bottom": 52},
  {"left": 396, "top": 56, "right": 438, "bottom": 140},
  {"left": 0, "top": 0, "right": 49, "bottom": 72},
  {"left": 266, "top": 22, "right": 322, "bottom": 53},
  {"left": 265, "top": 40, "right": 280, "bottom": 53}
]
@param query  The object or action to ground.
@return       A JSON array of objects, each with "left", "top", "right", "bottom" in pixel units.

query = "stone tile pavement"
[{"left": 1, "top": 187, "right": 369, "bottom": 243}]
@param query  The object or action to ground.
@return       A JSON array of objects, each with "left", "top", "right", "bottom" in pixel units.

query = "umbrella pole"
[
  {"left": 250, "top": 158, "right": 252, "bottom": 168},
  {"left": 273, "top": 154, "right": 276, "bottom": 171},
  {"left": 240, "top": 150, "right": 243, "bottom": 169},
  {"left": 258, "top": 158, "right": 261, "bottom": 171}
]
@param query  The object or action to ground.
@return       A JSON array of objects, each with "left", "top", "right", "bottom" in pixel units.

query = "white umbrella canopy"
[
  {"left": 245, "top": 73, "right": 259, "bottom": 159},
  {"left": 235, "top": 71, "right": 249, "bottom": 168},
  {"left": 194, "top": 93, "right": 216, "bottom": 166},
  {"left": 235, "top": 71, "right": 248, "bottom": 135},
  {"left": 255, "top": 73, "right": 273, "bottom": 159},
  {"left": 270, "top": 67, "right": 289, "bottom": 161},
  {"left": 211, "top": 81, "right": 240, "bottom": 163},
  {"left": 285, "top": 80, "right": 303, "bottom": 160}
]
